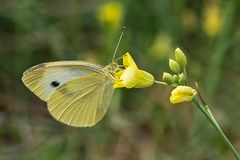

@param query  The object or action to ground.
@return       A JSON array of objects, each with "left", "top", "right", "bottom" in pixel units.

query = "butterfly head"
[{"left": 104, "top": 62, "right": 121, "bottom": 80}]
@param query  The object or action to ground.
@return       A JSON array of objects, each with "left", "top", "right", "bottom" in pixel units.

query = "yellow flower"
[
  {"left": 97, "top": 2, "right": 123, "bottom": 29},
  {"left": 170, "top": 86, "right": 197, "bottom": 104},
  {"left": 113, "top": 52, "right": 154, "bottom": 89},
  {"left": 203, "top": 4, "right": 223, "bottom": 36}
]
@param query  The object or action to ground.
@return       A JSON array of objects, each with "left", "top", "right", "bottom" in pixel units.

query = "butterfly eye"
[{"left": 51, "top": 81, "right": 60, "bottom": 87}]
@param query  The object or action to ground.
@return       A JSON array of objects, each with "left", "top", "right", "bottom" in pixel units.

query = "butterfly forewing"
[
  {"left": 22, "top": 61, "right": 103, "bottom": 101},
  {"left": 47, "top": 73, "right": 114, "bottom": 127}
]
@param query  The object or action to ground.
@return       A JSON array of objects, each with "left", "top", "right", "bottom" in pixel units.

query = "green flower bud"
[
  {"left": 169, "top": 59, "right": 180, "bottom": 73},
  {"left": 179, "top": 73, "right": 186, "bottom": 82},
  {"left": 173, "top": 75, "right": 179, "bottom": 83},
  {"left": 162, "top": 72, "right": 174, "bottom": 85},
  {"left": 175, "top": 48, "right": 187, "bottom": 68}
]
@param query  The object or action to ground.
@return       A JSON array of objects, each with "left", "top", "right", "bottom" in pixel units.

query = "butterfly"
[
  {"left": 22, "top": 28, "right": 126, "bottom": 127},
  {"left": 22, "top": 60, "right": 119, "bottom": 127}
]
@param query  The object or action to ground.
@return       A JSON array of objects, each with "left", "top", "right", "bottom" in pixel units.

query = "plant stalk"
[{"left": 192, "top": 97, "right": 240, "bottom": 160}]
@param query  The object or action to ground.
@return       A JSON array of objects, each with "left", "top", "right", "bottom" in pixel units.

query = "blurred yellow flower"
[
  {"left": 97, "top": 2, "right": 123, "bottom": 29},
  {"left": 113, "top": 52, "right": 154, "bottom": 89},
  {"left": 149, "top": 33, "right": 173, "bottom": 60},
  {"left": 170, "top": 86, "right": 197, "bottom": 104},
  {"left": 203, "top": 4, "right": 223, "bottom": 36}
]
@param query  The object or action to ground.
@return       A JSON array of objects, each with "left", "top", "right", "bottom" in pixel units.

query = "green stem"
[
  {"left": 192, "top": 97, "right": 240, "bottom": 160},
  {"left": 205, "top": 106, "right": 220, "bottom": 128},
  {"left": 154, "top": 80, "right": 168, "bottom": 85},
  {"left": 154, "top": 80, "right": 178, "bottom": 87}
]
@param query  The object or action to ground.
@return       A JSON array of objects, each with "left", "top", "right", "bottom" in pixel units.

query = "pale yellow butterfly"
[{"left": 22, "top": 28, "right": 125, "bottom": 127}]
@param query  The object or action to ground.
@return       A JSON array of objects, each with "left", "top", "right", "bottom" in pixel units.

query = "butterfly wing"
[
  {"left": 22, "top": 61, "right": 103, "bottom": 101},
  {"left": 47, "top": 73, "right": 114, "bottom": 127}
]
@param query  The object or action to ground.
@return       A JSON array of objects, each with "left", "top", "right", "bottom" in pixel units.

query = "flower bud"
[
  {"left": 173, "top": 75, "right": 179, "bottom": 83},
  {"left": 169, "top": 59, "right": 180, "bottom": 73},
  {"left": 175, "top": 48, "right": 187, "bottom": 68},
  {"left": 178, "top": 73, "right": 186, "bottom": 84},
  {"left": 162, "top": 72, "right": 174, "bottom": 85}
]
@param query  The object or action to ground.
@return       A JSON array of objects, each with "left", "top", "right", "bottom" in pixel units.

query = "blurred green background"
[{"left": 0, "top": 0, "right": 240, "bottom": 159}]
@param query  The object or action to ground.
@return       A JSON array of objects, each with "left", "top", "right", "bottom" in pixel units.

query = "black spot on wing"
[{"left": 51, "top": 81, "right": 60, "bottom": 87}]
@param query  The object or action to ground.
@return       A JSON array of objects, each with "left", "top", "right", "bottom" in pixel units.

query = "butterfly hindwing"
[
  {"left": 47, "top": 73, "right": 114, "bottom": 127},
  {"left": 22, "top": 61, "right": 103, "bottom": 101}
]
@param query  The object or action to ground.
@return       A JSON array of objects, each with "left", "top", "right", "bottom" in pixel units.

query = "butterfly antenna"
[{"left": 112, "top": 26, "right": 125, "bottom": 62}]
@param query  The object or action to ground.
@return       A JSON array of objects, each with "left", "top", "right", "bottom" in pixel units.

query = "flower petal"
[
  {"left": 120, "top": 66, "right": 139, "bottom": 88},
  {"left": 113, "top": 80, "right": 125, "bottom": 88},
  {"left": 170, "top": 95, "right": 193, "bottom": 104},
  {"left": 123, "top": 52, "right": 138, "bottom": 68},
  {"left": 135, "top": 70, "right": 154, "bottom": 88},
  {"left": 113, "top": 70, "right": 125, "bottom": 88},
  {"left": 115, "top": 70, "right": 124, "bottom": 80}
]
